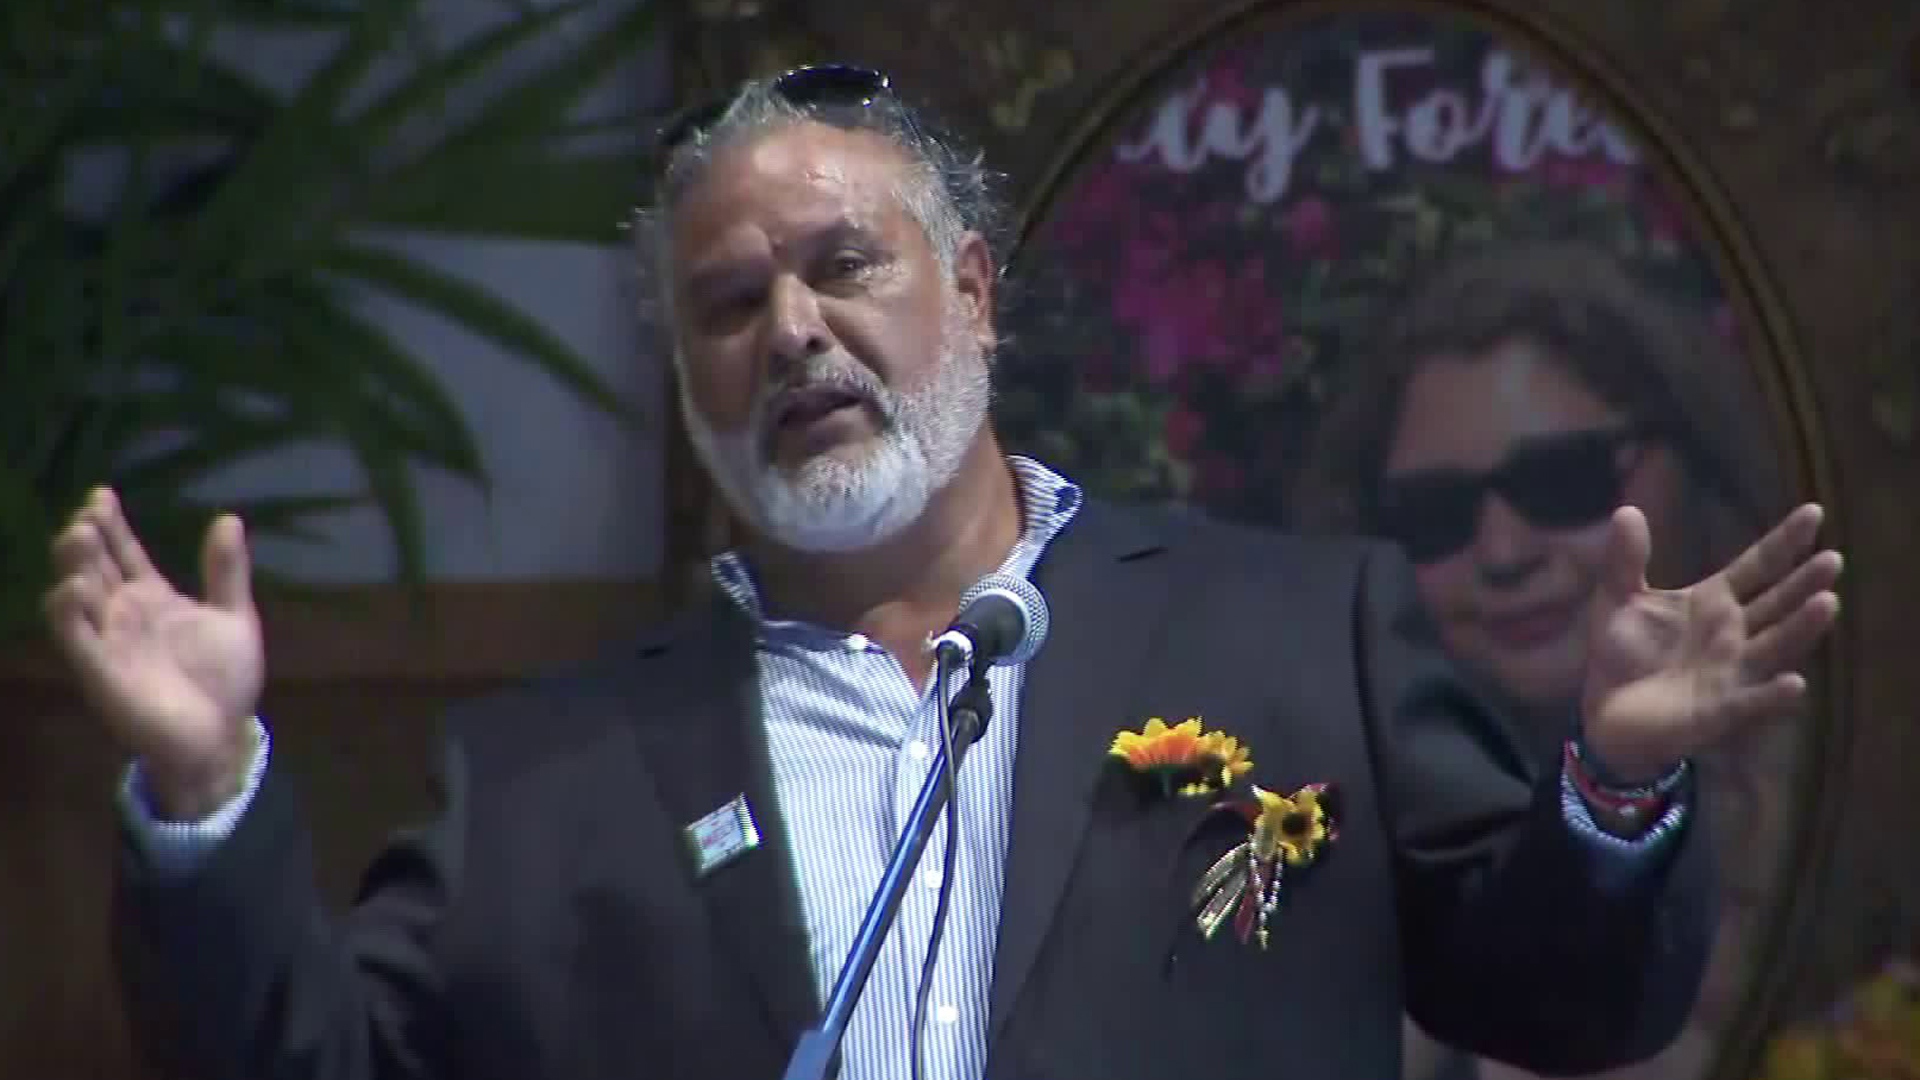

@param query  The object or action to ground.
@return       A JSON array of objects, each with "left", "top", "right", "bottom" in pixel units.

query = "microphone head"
[{"left": 957, "top": 573, "right": 1050, "bottom": 666}]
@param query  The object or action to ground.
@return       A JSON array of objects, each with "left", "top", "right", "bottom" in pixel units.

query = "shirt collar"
[{"left": 710, "top": 455, "right": 1082, "bottom": 630}]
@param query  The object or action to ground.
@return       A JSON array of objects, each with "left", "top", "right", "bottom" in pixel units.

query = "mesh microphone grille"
[{"left": 958, "top": 573, "right": 1050, "bottom": 666}]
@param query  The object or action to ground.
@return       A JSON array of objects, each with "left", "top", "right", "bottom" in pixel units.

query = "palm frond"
[
  {"left": 181, "top": 1, "right": 417, "bottom": 275},
  {"left": 64, "top": 43, "right": 281, "bottom": 140},
  {"left": 3, "top": 0, "right": 664, "bottom": 638},
  {"left": 0, "top": 26, "right": 127, "bottom": 192},
  {"left": 108, "top": 401, "right": 319, "bottom": 496},
  {"left": 350, "top": 0, "right": 590, "bottom": 146},
  {"left": 261, "top": 280, "right": 490, "bottom": 483},
  {"left": 216, "top": 492, "right": 366, "bottom": 542},
  {"left": 140, "top": 0, "right": 372, "bottom": 27},
  {"left": 357, "top": 153, "right": 643, "bottom": 243},
  {"left": 319, "top": 240, "right": 635, "bottom": 421},
  {"left": 413, "top": 0, "right": 661, "bottom": 158},
  {"left": 0, "top": 462, "right": 56, "bottom": 639},
  {"left": 345, "top": 427, "right": 430, "bottom": 589}
]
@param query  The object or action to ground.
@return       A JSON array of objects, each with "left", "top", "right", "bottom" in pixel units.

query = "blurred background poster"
[{"left": 997, "top": 10, "right": 1804, "bottom": 1080}]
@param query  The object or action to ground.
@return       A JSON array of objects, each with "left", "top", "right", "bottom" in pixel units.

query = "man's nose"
[
  {"left": 765, "top": 274, "right": 830, "bottom": 373},
  {"left": 1471, "top": 496, "right": 1548, "bottom": 588}
]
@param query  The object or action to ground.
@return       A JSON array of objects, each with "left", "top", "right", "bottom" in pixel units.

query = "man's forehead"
[{"left": 687, "top": 122, "right": 913, "bottom": 219}]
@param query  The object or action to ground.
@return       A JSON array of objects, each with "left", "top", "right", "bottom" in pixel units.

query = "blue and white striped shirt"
[{"left": 706, "top": 455, "right": 1082, "bottom": 1080}]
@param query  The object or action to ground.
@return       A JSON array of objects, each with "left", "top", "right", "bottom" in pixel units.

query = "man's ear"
[{"left": 951, "top": 230, "right": 997, "bottom": 347}]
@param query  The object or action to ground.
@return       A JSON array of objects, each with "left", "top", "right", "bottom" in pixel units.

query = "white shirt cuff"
[
  {"left": 118, "top": 718, "right": 271, "bottom": 877},
  {"left": 1558, "top": 767, "right": 1688, "bottom": 895}
]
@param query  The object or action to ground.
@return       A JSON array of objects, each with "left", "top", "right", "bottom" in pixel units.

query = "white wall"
[{"left": 166, "top": 0, "right": 675, "bottom": 582}]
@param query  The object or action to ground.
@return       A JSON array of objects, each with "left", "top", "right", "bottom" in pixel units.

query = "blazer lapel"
[
  {"left": 621, "top": 597, "right": 820, "bottom": 1050},
  {"left": 987, "top": 499, "right": 1174, "bottom": 1049}
]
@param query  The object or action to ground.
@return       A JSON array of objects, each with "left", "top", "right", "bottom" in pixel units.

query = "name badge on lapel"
[{"left": 683, "top": 793, "right": 762, "bottom": 878}]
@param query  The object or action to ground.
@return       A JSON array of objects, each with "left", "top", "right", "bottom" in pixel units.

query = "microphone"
[{"left": 931, "top": 573, "right": 1049, "bottom": 673}]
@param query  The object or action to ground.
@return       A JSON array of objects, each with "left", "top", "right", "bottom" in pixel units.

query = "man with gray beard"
[
  {"left": 679, "top": 299, "right": 990, "bottom": 559},
  {"left": 54, "top": 66, "right": 1842, "bottom": 1080}
]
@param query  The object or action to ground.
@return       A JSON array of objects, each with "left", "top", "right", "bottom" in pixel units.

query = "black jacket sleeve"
[
  {"left": 112, "top": 739, "right": 467, "bottom": 1080},
  {"left": 1354, "top": 543, "right": 1717, "bottom": 1076}
]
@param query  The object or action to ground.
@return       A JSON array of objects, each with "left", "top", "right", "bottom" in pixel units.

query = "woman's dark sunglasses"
[
  {"left": 657, "top": 64, "right": 898, "bottom": 155},
  {"left": 1369, "top": 423, "right": 1653, "bottom": 564}
]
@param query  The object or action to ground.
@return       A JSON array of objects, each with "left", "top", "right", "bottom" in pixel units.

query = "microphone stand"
[{"left": 781, "top": 657, "right": 995, "bottom": 1080}]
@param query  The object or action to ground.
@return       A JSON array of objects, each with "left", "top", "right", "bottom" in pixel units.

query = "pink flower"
[
  {"left": 1204, "top": 62, "right": 1262, "bottom": 112},
  {"left": 1279, "top": 196, "right": 1337, "bottom": 259},
  {"left": 1245, "top": 340, "right": 1291, "bottom": 380},
  {"left": 1116, "top": 256, "right": 1286, "bottom": 385},
  {"left": 1532, "top": 152, "right": 1631, "bottom": 194},
  {"left": 1638, "top": 178, "right": 1695, "bottom": 248},
  {"left": 1139, "top": 316, "right": 1189, "bottom": 383},
  {"left": 1072, "top": 162, "right": 1137, "bottom": 222},
  {"left": 1117, "top": 210, "right": 1184, "bottom": 285},
  {"left": 1041, "top": 163, "right": 1141, "bottom": 252}
]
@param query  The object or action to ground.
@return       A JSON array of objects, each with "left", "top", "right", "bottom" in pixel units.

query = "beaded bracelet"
[{"left": 1563, "top": 739, "right": 1690, "bottom": 828}]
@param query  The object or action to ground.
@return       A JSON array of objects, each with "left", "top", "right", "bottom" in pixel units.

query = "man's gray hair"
[{"left": 635, "top": 74, "right": 1008, "bottom": 317}]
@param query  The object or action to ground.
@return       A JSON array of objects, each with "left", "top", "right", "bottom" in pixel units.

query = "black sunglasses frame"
[
  {"left": 1367, "top": 421, "right": 1656, "bottom": 565},
  {"left": 656, "top": 64, "right": 900, "bottom": 158}
]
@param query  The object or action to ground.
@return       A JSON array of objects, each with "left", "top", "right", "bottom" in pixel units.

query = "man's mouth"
[
  {"left": 771, "top": 384, "right": 879, "bottom": 443},
  {"left": 773, "top": 386, "right": 868, "bottom": 429}
]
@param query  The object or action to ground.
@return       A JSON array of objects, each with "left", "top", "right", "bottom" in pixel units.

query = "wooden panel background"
[{"left": 0, "top": 583, "right": 665, "bottom": 1078}]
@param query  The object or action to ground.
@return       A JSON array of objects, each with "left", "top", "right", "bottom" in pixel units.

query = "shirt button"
[
  {"left": 906, "top": 740, "right": 930, "bottom": 761},
  {"left": 921, "top": 867, "right": 943, "bottom": 889},
  {"left": 936, "top": 1004, "right": 959, "bottom": 1025},
  {"left": 846, "top": 633, "right": 870, "bottom": 651}
]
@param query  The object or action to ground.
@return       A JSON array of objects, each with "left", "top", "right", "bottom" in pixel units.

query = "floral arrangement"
[
  {"left": 1757, "top": 958, "right": 1920, "bottom": 1080},
  {"left": 994, "top": 13, "right": 1739, "bottom": 528},
  {"left": 1108, "top": 717, "right": 1337, "bottom": 949}
]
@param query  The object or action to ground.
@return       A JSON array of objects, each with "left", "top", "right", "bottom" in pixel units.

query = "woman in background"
[{"left": 1294, "top": 241, "right": 1801, "bottom": 1080}]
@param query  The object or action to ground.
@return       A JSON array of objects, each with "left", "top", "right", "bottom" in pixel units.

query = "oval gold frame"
[{"left": 1001, "top": 4, "right": 1849, "bottom": 1078}]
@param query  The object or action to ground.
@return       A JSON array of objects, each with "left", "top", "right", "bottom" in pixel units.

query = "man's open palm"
[
  {"left": 1578, "top": 503, "right": 1842, "bottom": 780},
  {"left": 44, "top": 488, "right": 264, "bottom": 795}
]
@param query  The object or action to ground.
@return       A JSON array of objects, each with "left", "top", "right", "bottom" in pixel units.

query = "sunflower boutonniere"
[
  {"left": 1107, "top": 717, "right": 1254, "bottom": 798},
  {"left": 1192, "top": 783, "right": 1340, "bottom": 949},
  {"left": 1107, "top": 716, "right": 1339, "bottom": 950}
]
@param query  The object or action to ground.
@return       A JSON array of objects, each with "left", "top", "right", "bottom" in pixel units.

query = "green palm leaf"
[
  {"left": 180, "top": 3, "right": 413, "bottom": 278},
  {"left": 4, "top": 0, "right": 663, "bottom": 639},
  {"left": 357, "top": 153, "right": 643, "bottom": 243},
  {"left": 350, "top": 0, "right": 591, "bottom": 147},
  {"left": 426, "top": 0, "right": 661, "bottom": 158},
  {"left": 260, "top": 280, "right": 491, "bottom": 483},
  {"left": 219, "top": 492, "right": 366, "bottom": 543},
  {"left": 140, "top": 0, "right": 372, "bottom": 27},
  {"left": 319, "top": 240, "right": 634, "bottom": 420}
]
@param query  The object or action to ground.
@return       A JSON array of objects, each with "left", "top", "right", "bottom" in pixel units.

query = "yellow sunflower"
[
  {"left": 1250, "top": 785, "right": 1331, "bottom": 866},
  {"left": 1109, "top": 717, "right": 1204, "bottom": 769},
  {"left": 1109, "top": 717, "right": 1256, "bottom": 797},
  {"left": 1195, "top": 730, "right": 1254, "bottom": 790}
]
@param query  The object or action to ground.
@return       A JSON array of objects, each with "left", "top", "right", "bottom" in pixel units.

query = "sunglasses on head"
[
  {"left": 1369, "top": 423, "right": 1654, "bottom": 564},
  {"left": 657, "top": 64, "right": 899, "bottom": 156}
]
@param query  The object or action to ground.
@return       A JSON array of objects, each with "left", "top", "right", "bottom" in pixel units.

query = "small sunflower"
[
  {"left": 1109, "top": 717, "right": 1255, "bottom": 797},
  {"left": 1195, "top": 730, "right": 1254, "bottom": 790},
  {"left": 1249, "top": 784, "right": 1335, "bottom": 866}
]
